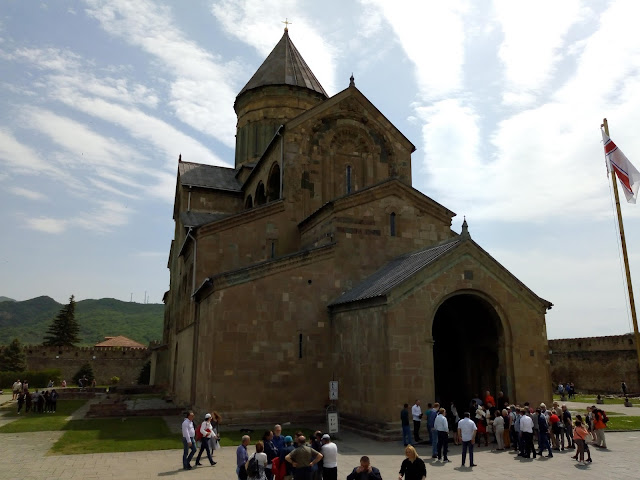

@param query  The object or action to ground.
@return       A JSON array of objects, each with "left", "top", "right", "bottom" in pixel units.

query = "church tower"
[{"left": 234, "top": 29, "right": 328, "bottom": 167}]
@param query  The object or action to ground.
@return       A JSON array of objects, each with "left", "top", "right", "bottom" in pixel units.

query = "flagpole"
[{"left": 602, "top": 117, "right": 640, "bottom": 381}]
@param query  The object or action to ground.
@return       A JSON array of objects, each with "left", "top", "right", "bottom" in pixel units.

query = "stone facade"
[
  {"left": 155, "top": 30, "right": 553, "bottom": 433},
  {"left": 549, "top": 334, "right": 639, "bottom": 394}
]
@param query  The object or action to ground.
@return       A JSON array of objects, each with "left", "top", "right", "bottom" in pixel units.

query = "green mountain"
[
  {"left": 0, "top": 296, "right": 15, "bottom": 303},
  {"left": 0, "top": 296, "right": 163, "bottom": 346}
]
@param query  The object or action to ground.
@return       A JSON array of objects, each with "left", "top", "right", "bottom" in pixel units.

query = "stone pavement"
[{"left": 0, "top": 425, "right": 638, "bottom": 480}]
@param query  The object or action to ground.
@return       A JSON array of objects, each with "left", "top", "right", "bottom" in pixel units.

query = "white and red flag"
[{"left": 602, "top": 131, "right": 640, "bottom": 204}]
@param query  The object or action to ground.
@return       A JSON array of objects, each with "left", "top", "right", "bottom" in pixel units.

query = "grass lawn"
[
  {"left": 219, "top": 427, "right": 315, "bottom": 447},
  {"left": 606, "top": 416, "right": 640, "bottom": 430},
  {"left": 51, "top": 417, "right": 180, "bottom": 455},
  {"left": 553, "top": 394, "right": 632, "bottom": 405},
  {"left": 0, "top": 400, "right": 86, "bottom": 433}
]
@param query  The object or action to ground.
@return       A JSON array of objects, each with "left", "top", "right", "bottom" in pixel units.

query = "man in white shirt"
[
  {"left": 182, "top": 411, "right": 196, "bottom": 470},
  {"left": 321, "top": 434, "right": 338, "bottom": 480},
  {"left": 519, "top": 408, "right": 536, "bottom": 458},
  {"left": 411, "top": 400, "right": 423, "bottom": 443},
  {"left": 434, "top": 408, "right": 450, "bottom": 463},
  {"left": 457, "top": 412, "right": 477, "bottom": 468}
]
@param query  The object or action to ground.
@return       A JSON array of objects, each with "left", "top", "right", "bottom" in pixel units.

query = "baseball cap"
[
  {"left": 205, "top": 413, "right": 212, "bottom": 419},
  {"left": 284, "top": 436, "right": 293, "bottom": 443},
  {"left": 322, "top": 434, "right": 330, "bottom": 440}
]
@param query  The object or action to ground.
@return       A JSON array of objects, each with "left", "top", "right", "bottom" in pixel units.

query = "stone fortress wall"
[
  {"left": 549, "top": 334, "right": 639, "bottom": 394},
  {"left": 19, "top": 345, "right": 151, "bottom": 386}
]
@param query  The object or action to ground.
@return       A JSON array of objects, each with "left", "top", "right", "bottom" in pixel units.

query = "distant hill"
[
  {"left": 0, "top": 296, "right": 163, "bottom": 346},
  {"left": 0, "top": 296, "right": 15, "bottom": 303}
]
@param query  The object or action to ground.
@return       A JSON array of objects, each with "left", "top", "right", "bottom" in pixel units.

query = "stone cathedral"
[{"left": 152, "top": 29, "right": 552, "bottom": 435}]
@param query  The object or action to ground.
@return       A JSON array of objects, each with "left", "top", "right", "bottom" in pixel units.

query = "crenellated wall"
[
  {"left": 549, "top": 334, "right": 639, "bottom": 393},
  {"left": 19, "top": 345, "right": 151, "bottom": 386}
]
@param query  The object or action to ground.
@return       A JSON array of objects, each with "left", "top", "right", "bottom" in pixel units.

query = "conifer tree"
[
  {"left": 43, "top": 295, "right": 81, "bottom": 346},
  {"left": 0, "top": 338, "right": 26, "bottom": 371}
]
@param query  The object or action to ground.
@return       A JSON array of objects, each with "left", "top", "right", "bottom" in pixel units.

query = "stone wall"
[
  {"left": 549, "top": 334, "right": 640, "bottom": 393},
  {"left": 23, "top": 345, "right": 150, "bottom": 386}
]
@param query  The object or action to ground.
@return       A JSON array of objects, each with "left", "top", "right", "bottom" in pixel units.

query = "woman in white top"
[
  {"left": 493, "top": 411, "right": 505, "bottom": 450},
  {"left": 246, "top": 441, "right": 268, "bottom": 480},
  {"left": 195, "top": 413, "right": 216, "bottom": 466}
]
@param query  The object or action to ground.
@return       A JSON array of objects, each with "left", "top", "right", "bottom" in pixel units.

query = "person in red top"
[
  {"left": 592, "top": 406, "right": 608, "bottom": 449},
  {"left": 572, "top": 420, "right": 590, "bottom": 465},
  {"left": 548, "top": 411, "right": 562, "bottom": 450},
  {"left": 484, "top": 391, "right": 495, "bottom": 408}
]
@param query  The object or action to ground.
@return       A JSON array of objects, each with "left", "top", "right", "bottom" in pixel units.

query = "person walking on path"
[
  {"left": 458, "top": 412, "right": 477, "bottom": 468},
  {"left": 592, "top": 406, "right": 608, "bottom": 449},
  {"left": 398, "top": 445, "right": 426, "bottom": 480},
  {"left": 237, "top": 435, "right": 251, "bottom": 479},
  {"left": 536, "top": 408, "right": 553, "bottom": 458},
  {"left": 181, "top": 411, "right": 197, "bottom": 470},
  {"left": 401, "top": 404, "right": 412, "bottom": 446},
  {"left": 346, "top": 456, "right": 382, "bottom": 480},
  {"left": 411, "top": 400, "right": 422, "bottom": 443},
  {"left": 195, "top": 413, "right": 216, "bottom": 466},
  {"left": 321, "top": 434, "right": 337, "bottom": 480},
  {"left": 434, "top": 407, "right": 449, "bottom": 463},
  {"left": 573, "top": 420, "right": 590, "bottom": 465}
]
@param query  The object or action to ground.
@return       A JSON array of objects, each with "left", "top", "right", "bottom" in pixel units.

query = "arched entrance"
[{"left": 432, "top": 293, "right": 506, "bottom": 411}]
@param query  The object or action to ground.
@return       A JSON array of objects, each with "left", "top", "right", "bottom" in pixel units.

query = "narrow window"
[
  {"left": 346, "top": 165, "right": 352, "bottom": 194},
  {"left": 299, "top": 333, "right": 303, "bottom": 359},
  {"left": 390, "top": 212, "right": 396, "bottom": 237},
  {"left": 270, "top": 241, "right": 276, "bottom": 259}
]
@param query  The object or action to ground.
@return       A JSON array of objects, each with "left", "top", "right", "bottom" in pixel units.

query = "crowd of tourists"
[
  {"left": 556, "top": 382, "right": 576, "bottom": 398},
  {"left": 407, "top": 390, "right": 609, "bottom": 468},
  {"left": 11, "top": 379, "right": 59, "bottom": 414}
]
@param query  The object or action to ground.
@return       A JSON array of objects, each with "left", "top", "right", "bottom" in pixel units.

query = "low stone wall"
[
  {"left": 23, "top": 345, "right": 150, "bottom": 386},
  {"left": 549, "top": 334, "right": 639, "bottom": 394}
]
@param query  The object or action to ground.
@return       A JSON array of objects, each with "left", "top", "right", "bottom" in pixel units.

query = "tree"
[
  {"left": 72, "top": 363, "right": 95, "bottom": 385},
  {"left": 0, "top": 338, "right": 26, "bottom": 371},
  {"left": 43, "top": 295, "right": 80, "bottom": 346}
]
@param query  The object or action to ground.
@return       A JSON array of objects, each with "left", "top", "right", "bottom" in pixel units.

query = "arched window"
[
  {"left": 245, "top": 195, "right": 253, "bottom": 209},
  {"left": 346, "top": 165, "right": 352, "bottom": 194},
  {"left": 266, "top": 163, "right": 281, "bottom": 202},
  {"left": 255, "top": 182, "right": 266, "bottom": 205},
  {"left": 390, "top": 212, "right": 396, "bottom": 237}
]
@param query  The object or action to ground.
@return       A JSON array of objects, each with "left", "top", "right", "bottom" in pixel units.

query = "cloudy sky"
[{"left": 2, "top": 0, "right": 640, "bottom": 339}]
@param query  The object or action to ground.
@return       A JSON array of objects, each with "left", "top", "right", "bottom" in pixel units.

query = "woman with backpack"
[{"left": 246, "top": 441, "right": 268, "bottom": 480}]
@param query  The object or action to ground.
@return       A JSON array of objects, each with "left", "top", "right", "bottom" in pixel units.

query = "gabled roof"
[
  {"left": 178, "top": 161, "right": 242, "bottom": 192},
  {"left": 94, "top": 335, "right": 146, "bottom": 349},
  {"left": 180, "top": 211, "right": 229, "bottom": 228},
  {"left": 238, "top": 30, "right": 328, "bottom": 98},
  {"left": 329, "top": 238, "right": 462, "bottom": 306}
]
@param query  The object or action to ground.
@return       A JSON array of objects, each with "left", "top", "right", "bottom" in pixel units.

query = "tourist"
[
  {"left": 247, "top": 441, "right": 268, "bottom": 480},
  {"left": 22, "top": 380, "right": 28, "bottom": 392},
  {"left": 449, "top": 402, "right": 460, "bottom": 445},
  {"left": 591, "top": 406, "right": 608, "bottom": 449},
  {"left": 536, "top": 408, "right": 553, "bottom": 458},
  {"left": 195, "top": 413, "right": 216, "bottom": 466},
  {"left": 50, "top": 389, "right": 58, "bottom": 413},
  {"left": 572, "top": 420, "right": 589, "bottom": 465},
  {"left": 561, "top": 405, "right": 574, "bottom": 448},
  {"left": 43, "top": 390, "right": 51, "bottom": 413},
  {"left": 211, "top": 412, "right": 221, "bottom": 452},
  {"left": 549, "top": 408, "right": 562, "bottom": 450},
  {"left": 493, "top": 410, "right": 505, "bottom": 450},
  {"left": 475, "top": 407, "right": 488, "bottom": 447},
  {"left": 496, "top": 391, "right": 507, "bottom": 411},
  {"left": 519, "top": 408, "right": 536, "bottom": 458},
  {"left": 398, "top": 445, "right": 426, "bottom": 480},
  {"left": 501, "top": 409, "right": 511, "bottom": 449},
  {"left": 346, "top": 456, "right": 382, "bottom": 480},
  {"left": 12, "top": 379, "right": 21, "bottom": 400},
  {"left": 508, "top": 405, "right": 518, "bottom": 451},
  {"left": 411, "top": 400, "right": 422, "bottom": 443},
  {"left": 264, "top": 430, "right": 279, "bottom": 480},
  {"left": 17, "top": 391, "right": 24, "bottom": 414},
  {"left": 279, "top": 435, "right": 295, "bottom": 480},
  {"left": 569, "top": 383, "right": 575, "bottom": 399},
  {"left": 434, "top": 407, "right": 449, "bottom": 463},
  {"left": 61, "top": 379, "right": 67, "bottom": 388},
  {"left": 181, "top": 411, "right": 196, "bottom": 470},
  {"left": 458, "top": 412, "right": 477, "bottom": 467},
  {"left": 621, "top": 381, "right": 628, "bottom": 396},
  {"left": 572, "top": 415, "right": 592, "bottom": 463},
  {"left": 47, "top": 379, "right": 54, "bottom": 388},
  {"left": 484, "top": 391, "right": 495, "bottom": 409},
  {"left": 273, "top": 424, "right": 285, "bottom": 452},
  {"left": 237, "top": 435, "right": 251, "bottom": 479},
  {"left": 24, "top": 389, "right": 31, "bottom": 413},
  {"left": 321, "top": 434, "right": 337, "bottom": 480},
  {"left": 285, "top": 435, "right": 323, "bottom": 480},
  {"left": 428, "top": 402, "right": 439, "bottom": 457},
  {"left": 400, "top": 403, "right": 411, "bottom": 446},
  {"left": 558, "top": 383, "right": 565, "bottom": 396}
]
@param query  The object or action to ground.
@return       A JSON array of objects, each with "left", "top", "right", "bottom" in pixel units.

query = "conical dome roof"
[{"left": 238, "top": 30, "right": 328, "bottom": 98}]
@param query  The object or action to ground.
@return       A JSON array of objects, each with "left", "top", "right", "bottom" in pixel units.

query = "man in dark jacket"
[{"left": 346, "top": 456, "right": 382, "bottom": 480}]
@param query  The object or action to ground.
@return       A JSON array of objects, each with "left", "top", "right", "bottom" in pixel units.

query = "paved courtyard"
[{"left": 0, "top": 421, "right": 638, "bottom": 480}]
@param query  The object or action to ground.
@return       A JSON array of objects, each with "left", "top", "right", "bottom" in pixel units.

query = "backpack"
[
  {"left": 247, "top": 454, "right": 259, "bottom": 477},
  {"left": 195, "top": 427, "right": 203, "bottom": 442},
  {"left": 602, "top": 412, "right": 609, "bottom": 424}
]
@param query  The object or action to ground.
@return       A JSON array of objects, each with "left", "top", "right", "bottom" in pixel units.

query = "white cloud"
[
  {"left": 211, "top": 0, "right": 338, "bottom": 94},
  {"left": 493, "top": 0, "right": 586, "bottom": 105},
  {"left": 84, "top": 0, "right": 239, "bottom": 148},
  {"left": 0, "top": 129, "right": 67, "bottom": 179},
  {"left": 25, "top": 217, "right": 68, "bottom": 234},
  {"left": 8, "top": 186, "right": 47, "bottom": 201}
]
